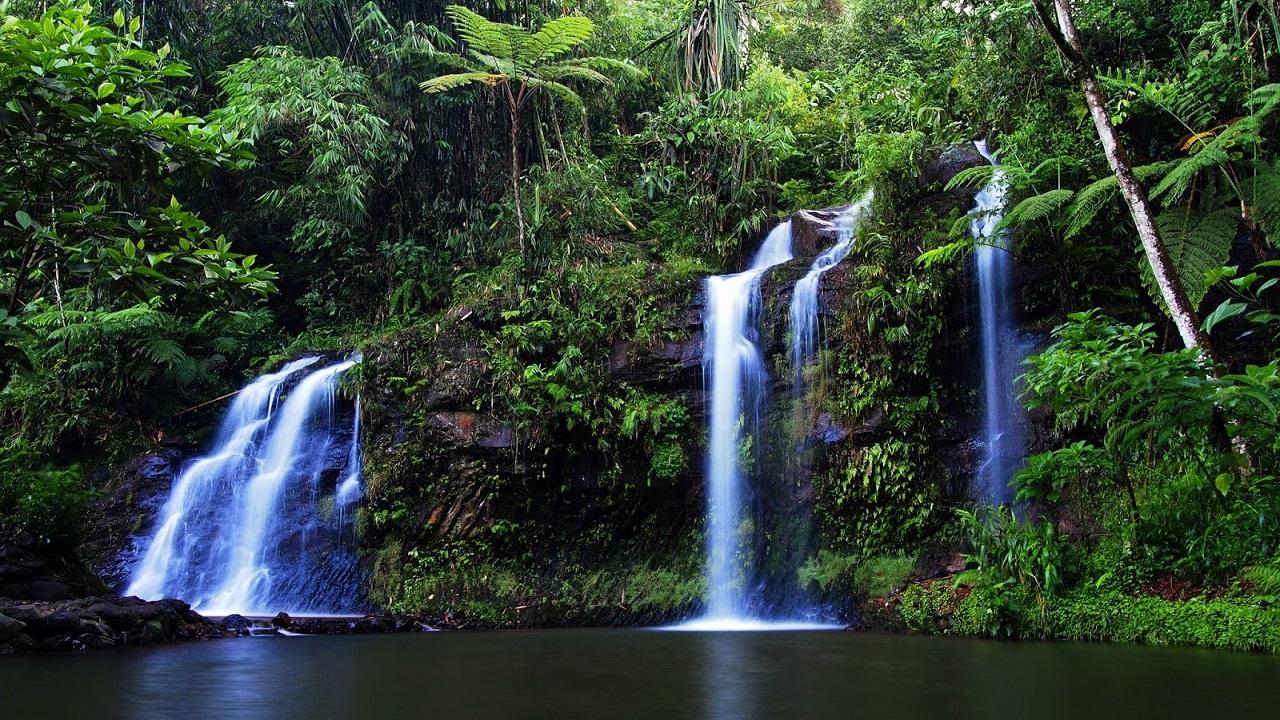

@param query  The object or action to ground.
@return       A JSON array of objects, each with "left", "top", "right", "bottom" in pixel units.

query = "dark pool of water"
[{"left": 4, "top": 629, "right": 1279, "bottom": 719}]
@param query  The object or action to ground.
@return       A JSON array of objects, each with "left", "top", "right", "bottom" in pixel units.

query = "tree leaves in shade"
[
  {"left": 1063, "top": 162, "right": 1177, "bottom": 240},
  {"left": 1142, "top": 206, "right": 1239, "bottom": 310},
  {"left": 1239, "top": 162, "right": 1280, "bottom": 237},
  {"left": 421, "top": 5, "right": 639, "bottom": 258},
  {"left": 996, "top": 188, "right": 1075, "bottom": 233}
]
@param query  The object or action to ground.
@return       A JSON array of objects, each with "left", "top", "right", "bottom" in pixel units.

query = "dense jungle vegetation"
[{"left": 2, "top": 0, "right": 1280, "bottom": 647}]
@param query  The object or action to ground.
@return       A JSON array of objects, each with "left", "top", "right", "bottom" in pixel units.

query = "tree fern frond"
[
  {"left": 420, "top": 72, "right": 503, "bottom": 93},
  {"left": 1240, "top": 162, "right": 1280, "bottom": 238},
  {"left": 1142, "top": 206, "right": 1238, "bottom": 309},
  {"left": 945, "top": 164, "right": 999, "bottom": 191},
  {"left": 1064, "top": 173, "right": 1120, "bottom": 239},
  {"left": 537, "top": 63, "right": 612, "bottom": 87},
  {"left": 426, "top": 51, "right": 481, "bottom": 73},
  {"left": 998, "top": 188, "right": 1074, "bottom": 232},
  {"left": 573, "top": 56, "right": 645, "bottom": 80},
  {"left": 138, "top": 337, "right": 187, "bottom": 367},
  {"left": 518, "top": 16, "right": 594, "bottom": 70},
  {"left": 527, "top": 79, "right": 584, "bottom": 108},
  {"left": 916, "top": 238, "right": 973, "bottom": 268},
  {"left": 1151, "top": 143, "right": 1231, "bottom": 203},
  {"left": 444, "top": 5, "right": 513, "bottom": 59},
  {"left": 1065, "top": 162, "right": 1175, "bottom": 239}
]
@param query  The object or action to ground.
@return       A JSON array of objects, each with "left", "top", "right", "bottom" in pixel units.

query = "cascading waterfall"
[
  {"left": 789, "top": 191, "right": 875, "bottom": 385},
  {"left": 674, "top": 220, "right": 835, "bottom": 632},
  {"left": 971, "top": 139, "right": 1026, "bottom": 504},
  {"left": 697, "top": 221, "right": 793, "bottom": 626},
  {"left": 125, "top": 356, "right": 364, "bottom": 616}
]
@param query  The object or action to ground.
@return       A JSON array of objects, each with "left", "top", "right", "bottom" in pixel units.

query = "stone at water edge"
[{"left": 0, "top": 612, "right": 26, "bottom": 640}]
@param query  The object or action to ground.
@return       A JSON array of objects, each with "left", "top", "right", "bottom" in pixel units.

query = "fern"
[
  {"left": 944, "top": 164, "right": 999, "bottom": 191},
  {"left": 1245, "top": 560, "right": 1280, "bottom": 597},
  {"left": 997, "top": 188, "right": 1075, "bottom": 232},
  {"left": 519, "top": 16, "right": 595, "bottom": 69},
  {"left": 1240, "top": 161, "right": 1280, "bottom": 238},
  {"left": 916, "top": 238, "right": 973, "bottom": 268},
  {"left": 1142, "top": 206, "right": 1238, "bottom": 309},
  {"left": 1065, "top": 162, "right": 1175, "bottom": 239}
]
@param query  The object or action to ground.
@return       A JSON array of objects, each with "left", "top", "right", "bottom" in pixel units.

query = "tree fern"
[
  {"left": 944, "top": 164, "right": 999, "bottom": 191},
  {"left": 1142, "top": 206, "right": 1239, "bottom": 309},
  {"left": 1240, "top": 161, "right": 1280, "bottom": 237},
  {"left": 519, "top": 17, "right": 595, "bottom": 70},
  {"left": 1064, "top": 162, "right": 1176, "bottom": 239},
  {"left": 997, "top": 188, "right": 1075, "bottom": 232}
]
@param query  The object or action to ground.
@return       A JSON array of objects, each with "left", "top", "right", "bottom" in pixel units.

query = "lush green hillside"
[{"left": 2, "top": 0, "right": 1279, "bottom": 647}]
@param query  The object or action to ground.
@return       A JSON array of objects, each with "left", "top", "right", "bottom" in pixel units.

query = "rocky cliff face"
[
  {"left": 92, "top": 144, "right": 997, "bottom": 627},
  {"left": 349, "top": 143, "right": 994, "bottom": 623}
]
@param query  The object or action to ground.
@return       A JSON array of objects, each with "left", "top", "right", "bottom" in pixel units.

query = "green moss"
[
  {"left": 892, "top": 581, "right": 1280, "bottom": 653},
  {"left": 375, "top": 537, "right": 704, "bottom": 627}
]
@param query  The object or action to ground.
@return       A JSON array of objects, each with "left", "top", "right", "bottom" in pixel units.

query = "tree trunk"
[
  {"left": 508, "top": 104, "right": 526, "bottom": 261},
  {"left": 1033, "top": 0, "right": 1213, "bottom": 353}
]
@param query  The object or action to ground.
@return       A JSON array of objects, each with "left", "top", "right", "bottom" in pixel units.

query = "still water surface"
[{"left": 4, "top": 629, "right": 1279, "bottom": 719}]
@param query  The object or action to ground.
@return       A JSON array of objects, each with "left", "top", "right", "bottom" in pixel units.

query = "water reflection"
[
  {"left": 700, "top": 632, "right": 756, "bottom": 720},
  {"left": 5, "top": 630, "right": 1280, "bottom": 720}
]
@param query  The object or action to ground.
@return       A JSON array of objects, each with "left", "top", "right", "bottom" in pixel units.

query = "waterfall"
[
  {"left": 971, "top": 139, "right": 1026, "bottom": 504},
  {"left": 671, "top": 220, "right": 835, "bottom": 631},
  {"left": 699, "top": 220, "right": 792, "bottom": 624},
  {"left": 789, "top": 191, "right": 875, "bottom": 385},
  {"left": 125, "top": 356, "right": 364, "bottom": 616}
]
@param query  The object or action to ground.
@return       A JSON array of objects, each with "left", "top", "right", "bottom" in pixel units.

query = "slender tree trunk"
[
  {"left": 508, "top": 103, "right": 526, "bottom": 261},
  {"left": 1032, "top": 0, "right": 1213, "bottom": 353}
]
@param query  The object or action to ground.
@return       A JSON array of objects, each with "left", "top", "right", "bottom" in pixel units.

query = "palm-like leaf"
[
  {"left": 445, "top": 5, "right": 514, "bottom": 60},
  {"left": 420, "top": 72, "right": 503, "bottom": 94},
  {"left": 527, "top": 79, "right": 584, "bottom": 108},
  {"left": 518, "top": 16, "right": 594, "bottom": 70}
]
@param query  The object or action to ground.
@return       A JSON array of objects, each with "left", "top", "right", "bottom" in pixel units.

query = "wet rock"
[
  {"left": 0, "top": 612, "right": 25, "bottom": 640},
  {"left": 791, "top": 207, "right": 850, "bottom": 259},
  {"left": 607, "top": 337, "right": 703, "bottom": 389},
  {"left": 88, "top": 600, "right": 142, "bottom": 631},
  {"left": 916, "top": 143, "right": 987, "bottom": 191},
  {"left": 0, "top": 594, "right": 231, "bottom": 653},
  {"left": 9, "top": 579, "right": 74, "bottom": 601},
  {"left": 38, "top": 610, "right": 81, "bottom": 636},
  {"left": 87, "top": 447, "right": 191, "bottom": 591},
  {"left": 427, "top": 412, "right": 516, "bottom": 452},
  {"left": 220, "top": 614, "right": 252, "bottom": 633}
]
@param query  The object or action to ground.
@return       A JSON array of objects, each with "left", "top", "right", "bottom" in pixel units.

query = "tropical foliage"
[{"left": 0, "top": 0, "right": 1277, "bottom": 650}]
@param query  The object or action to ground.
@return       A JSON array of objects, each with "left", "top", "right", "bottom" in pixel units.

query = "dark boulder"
[
  {"left": 916, "top": 143, "right": 987, "bottom": 191},
  {"left": 791, "top": 207, "right": 851, "bottom": 259},
  {"left": 0, "top": 612, "right": 26, "bottom": 640},
  {"left": 221, "top": 614, "right": 252, "bottom": 633}
]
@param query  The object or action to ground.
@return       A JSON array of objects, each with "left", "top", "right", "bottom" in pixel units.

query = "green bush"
[{"left": 0, "top": 450, "right": 94, "bottom": 551}]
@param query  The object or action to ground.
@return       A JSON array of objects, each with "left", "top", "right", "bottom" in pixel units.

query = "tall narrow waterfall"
[
  {"left": 126, "top": 356, "right": 364, "bottom": 616},
  {"left": 971, "top": 140, "right": 1026, "bottom": 504},
  {"left": 789, "top": 191, "right": 875, "bottom": 385},
  {"left": 673, "top": 220, "right": 837, "bottom": 632},
  {"left": 701, "top": 221, "right": 792, "bottom": 623}
]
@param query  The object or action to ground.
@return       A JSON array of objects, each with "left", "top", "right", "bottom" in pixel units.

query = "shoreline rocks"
[{"left": 0, "top": 595, "right": 232, "bottom": 654}]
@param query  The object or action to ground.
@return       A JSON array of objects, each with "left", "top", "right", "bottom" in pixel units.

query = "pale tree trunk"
[
  {"left": 1033, "top": 0, "right": 1252, "bottom": 467},
  {"left": 507, "top": 100, "right": 526, "bottom": 262},
  {"left": 1032, "top": 0, "right": 1213, "bottom": 353}
]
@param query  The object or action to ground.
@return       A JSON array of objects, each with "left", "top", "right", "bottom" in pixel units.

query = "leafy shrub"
[{"left": 0, "top": 449, "right": 94, "bottom": 551}]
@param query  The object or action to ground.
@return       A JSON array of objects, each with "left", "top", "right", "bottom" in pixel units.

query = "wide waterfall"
[
  {"left": 789, "top": 191, "right": 875, "bottom": 385},
  {"left": 971, "top": 139, "right": 1026, "bottom": 504},
  {"left": 125, "top": 356, "right": 364, "bottom": 616}
]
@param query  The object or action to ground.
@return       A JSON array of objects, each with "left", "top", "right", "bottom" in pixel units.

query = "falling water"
[
  {"left": 666, "top": 220, "right": 833, "bottom": 632},
  {"left": 125, "top": 356, "right": 364, "bottom": 616},
  {"left": 789, "top": 191, "right": 875, "bottom": 385},
  {"left": 971, "top": 139, "right": 1026, "bottom": 504}
]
